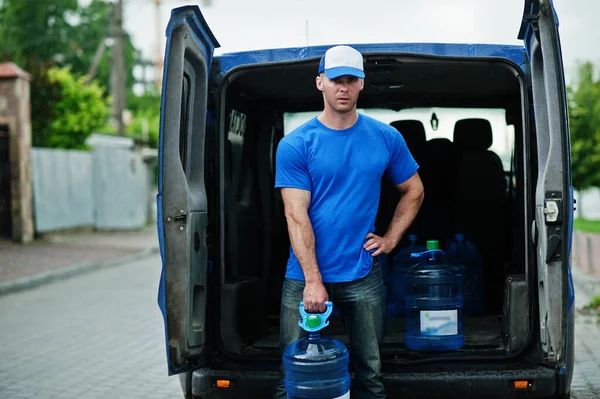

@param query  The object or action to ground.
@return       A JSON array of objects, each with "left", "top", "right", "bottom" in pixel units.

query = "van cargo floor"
[{"left": 243, "top": 315, "right": 505, "bottom": 354}]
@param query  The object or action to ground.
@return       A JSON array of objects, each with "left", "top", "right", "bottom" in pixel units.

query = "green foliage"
[
  {"left": 126, "top": 109, "right": 160, "bottom": 149},
  {"left": 581, "top": 295, "right": 600, "bottom": 324},
  {"left": 0, "top": 0, "right": 138, "bottom": 90},
  {"left": 127, "top": 90, "right": 161, "bottom": 148},
  {"left": 61, "top": 0, "right": 139, "bottom": 97},
  {"left": 0, "top": 0, "right": 142, "bottom": 149},
  {"left": 128, "top": 89, "right": 161, "bottom": 113},
  {"left": 589, "top": 295, "right": 600, "bottom": 309},
  {"left": 37, "top": 66, "right": 111, "bottom": 149},
  {"left": 568, "top": 62, "right": 600, "bottom": 190},
  {"left": 0, "top": 0, "right": 78, "bottom": 71}
]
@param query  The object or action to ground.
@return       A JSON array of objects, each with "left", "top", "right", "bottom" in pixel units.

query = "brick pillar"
[{"left": 0, "top": 63, "right": 33, "bottom": 243}]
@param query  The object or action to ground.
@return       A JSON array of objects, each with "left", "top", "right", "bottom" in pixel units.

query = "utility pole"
[
  {"left": 110, "top": 0, "right": 126, "bottom": 136},
  {"left": 153, "top": 0, "right": 163, "bottom": 90},
  {"left": 152, "top": 0, "right": 213, "bottom": 91}
]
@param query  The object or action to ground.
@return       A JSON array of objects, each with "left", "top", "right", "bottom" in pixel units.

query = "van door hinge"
[{"left": 207, "top": 58, "right": 221, "bottom": 108}]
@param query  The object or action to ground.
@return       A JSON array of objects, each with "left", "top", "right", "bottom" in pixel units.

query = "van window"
[
  {"left": 283, "top": 108, "right": 515, "bottom": 171},
  {"left": 179, "top": 74, "right": 190, "bottom": 172}
]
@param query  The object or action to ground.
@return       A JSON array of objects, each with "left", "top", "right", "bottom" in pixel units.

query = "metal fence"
[
  {"left": 31, "top": 136, "right": 154, "bottom": 233},
  {"left": 31, "top": 148, "right": 94, "bottom": 232}
]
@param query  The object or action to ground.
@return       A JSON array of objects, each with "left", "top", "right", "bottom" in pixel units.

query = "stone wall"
[{"left": 0, "top": 63, "right": 33, "bottom": 243}]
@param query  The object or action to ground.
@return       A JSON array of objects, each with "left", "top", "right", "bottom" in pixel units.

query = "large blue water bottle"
[
  {"left": 446, "top": 233, "right": 485, "bottom": 317},
  {"left": 404, "top": 240, "right": 464, "bottom": 351},
  {"left": 283, "top": 302, "right": 351, "bottom": 399},
  {"left": 387, "top": 234, "right": 427, "bottom": 318}
]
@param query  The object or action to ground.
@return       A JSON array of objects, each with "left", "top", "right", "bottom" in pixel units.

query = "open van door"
[
  {"left": 157, "top": 6, "right": 219, "bottom": 375},
  {"left": 518, "top": 0, "right": 574, "bottom": 374}
]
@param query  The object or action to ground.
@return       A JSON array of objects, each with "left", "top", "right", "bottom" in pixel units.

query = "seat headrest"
[
  {"left": 390, "top": 120, "right": 427, "bottom": 151},
  {"left": 453, "top": 118, "right": 493, "bottom": 151}
]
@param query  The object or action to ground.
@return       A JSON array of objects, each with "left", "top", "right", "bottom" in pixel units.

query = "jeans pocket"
[
  {"left": 369, "top": 259, "right": 383, "bottom": 284},
  {"left": 281, "top": 278, "right": 305, "bottom": 308}
]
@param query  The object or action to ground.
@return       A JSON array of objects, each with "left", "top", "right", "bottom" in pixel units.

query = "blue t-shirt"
[{"left": 275, "top": 114, "right": 419, "bottom": 283}]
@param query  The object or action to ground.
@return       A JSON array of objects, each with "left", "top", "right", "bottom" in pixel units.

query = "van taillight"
[
  {"left": 512, "top": 380, "right": 531, "bottom": 389},
  {"left": 215, "top": 379, "right": 231, "bottom": 388}
]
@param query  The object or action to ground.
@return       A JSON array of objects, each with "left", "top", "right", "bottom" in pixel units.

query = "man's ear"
[
  {"left": 359, "top": 78, "right": 365, "bottom": 91},
  {"left": 316, "top": 75, "right": 324, "bottom": 91}
]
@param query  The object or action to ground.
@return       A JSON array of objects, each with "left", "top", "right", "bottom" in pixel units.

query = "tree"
[
  {"left": 35, "top": 66, "right": 111, "bottom": 149},
  {"left": 127, "top": 90, "right": 161, "bottom": 148},
  {"left": 568, "top": 62, "right": 600, "bottom": 191},
  {"left": 0, "top": 0, "right": 141, "bottom": 148},
  {"left": 62, "top": 0, "right": 139, "bottom": 101},
  {"left": 0, "top": 0, "right": 78, "bottom": 71}
]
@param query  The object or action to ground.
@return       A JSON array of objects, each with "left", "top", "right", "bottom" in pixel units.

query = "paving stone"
[{"left": 0, "top": 252, "right": 599, "bottom": 398}]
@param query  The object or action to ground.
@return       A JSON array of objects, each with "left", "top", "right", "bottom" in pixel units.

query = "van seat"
[
  {"left": 376, "top": 120, "right": 427, "bottom": 251},
  {"left": 452, "top": 118, "right": 506, "bottom": 240},
  {"left": 453, "top": 118, "right": 507, "bottom": 312},
  {"left": 419, "top": 138, "right": 458, "bottom": 247},
  {"left": 389, "top": 120, "right": 428, "bottom": 167}
]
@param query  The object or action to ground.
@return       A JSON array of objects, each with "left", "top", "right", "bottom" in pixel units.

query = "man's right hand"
[{"left": 303, "top": 281, "right": 329, "bottom": 313}]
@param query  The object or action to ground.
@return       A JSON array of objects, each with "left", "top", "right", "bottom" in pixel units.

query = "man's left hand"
[{"left": 363, "top": 232, "right": 396, "bottom": 256}]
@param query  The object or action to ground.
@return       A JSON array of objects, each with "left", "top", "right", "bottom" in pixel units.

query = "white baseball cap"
[{"left": 318, "top": 45, "right": 365, "bottom": 79}]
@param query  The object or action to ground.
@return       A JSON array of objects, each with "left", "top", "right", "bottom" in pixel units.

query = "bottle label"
[
  {"left": 420, "top": 310, "right": 458, "bottom": 336},
  {"left": 332, "top": 392, "right": 350, "bottom": 399}
]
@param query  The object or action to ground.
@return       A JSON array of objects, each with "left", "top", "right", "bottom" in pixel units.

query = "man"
[{"left": 274, "top": 45, "right": 424, "bottom": 399}]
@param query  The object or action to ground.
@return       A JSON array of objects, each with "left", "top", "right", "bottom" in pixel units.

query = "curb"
[{"left": 0, "top": 246, "right": 160, "bottom": 297}]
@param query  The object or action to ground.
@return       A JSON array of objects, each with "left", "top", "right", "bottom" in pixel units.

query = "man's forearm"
[
  {"left": 385, "top": 188, "right": 424, "bottom": 246},
  {"left": 286, "top": 215, "right": 322, "bottom": 284}
]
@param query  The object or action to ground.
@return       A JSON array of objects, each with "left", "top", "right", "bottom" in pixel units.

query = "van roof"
[{"left": 215, "top": 43, "right": 527, "bottom": 74}]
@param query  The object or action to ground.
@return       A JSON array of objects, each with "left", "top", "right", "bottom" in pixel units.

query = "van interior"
[{"left": 214, "top": 53, "right": 533, "bottom": 366}]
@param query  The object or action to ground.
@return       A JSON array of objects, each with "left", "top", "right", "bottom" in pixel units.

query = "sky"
[{"left": 119, "top": 0, "right": 600, "bottom": 85}]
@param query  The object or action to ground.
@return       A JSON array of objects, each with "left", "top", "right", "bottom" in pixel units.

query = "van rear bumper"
[{"left": 191, "top": 365, "right": 562, "bottom": 398}]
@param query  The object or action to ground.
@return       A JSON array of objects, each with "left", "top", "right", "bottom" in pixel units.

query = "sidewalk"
[
  {"left": 573, "top": 265, "right": 600, "bottom": 310},
  {"left": 572, "top": 230, "right": 600, "bottom": 281},
  {"left": 572, "top": 231, "right": 600, "bottom": 307},
  {"left": 0, "top": 226, "right": 160, "bottom": 296},
  {"left": 1, "top": 225, "right": 599, "bottom": 304}
]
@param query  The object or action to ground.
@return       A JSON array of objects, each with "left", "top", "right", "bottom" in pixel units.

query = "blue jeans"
[{"left": 274, "top": 260, "right": 386, "bottom": 399}]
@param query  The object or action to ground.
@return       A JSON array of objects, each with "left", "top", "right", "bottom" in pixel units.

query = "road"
[
  {"left": 0, "top": 254, "right": 598, "bottom": 398},
  {"left": 0, "top": 255, "right": 181, "bottom": 399}
]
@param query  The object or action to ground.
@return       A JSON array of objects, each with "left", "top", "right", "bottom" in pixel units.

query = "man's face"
[{"left": 316, "top": 74, "right": 364, "bottom": 113}]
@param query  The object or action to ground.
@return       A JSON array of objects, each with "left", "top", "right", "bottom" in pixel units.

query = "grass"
[
  {"left": 574, "top": 218, "right": 600, "bottom": 234},
  {"left": 581, "top": 296, "right": 600, "bottom": 324},
  {"left": 579, "top": 295, "right": 600, "bottom": 324},
  {"left": 587, "top": 295, "right": 600, "bottom": 309}
]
